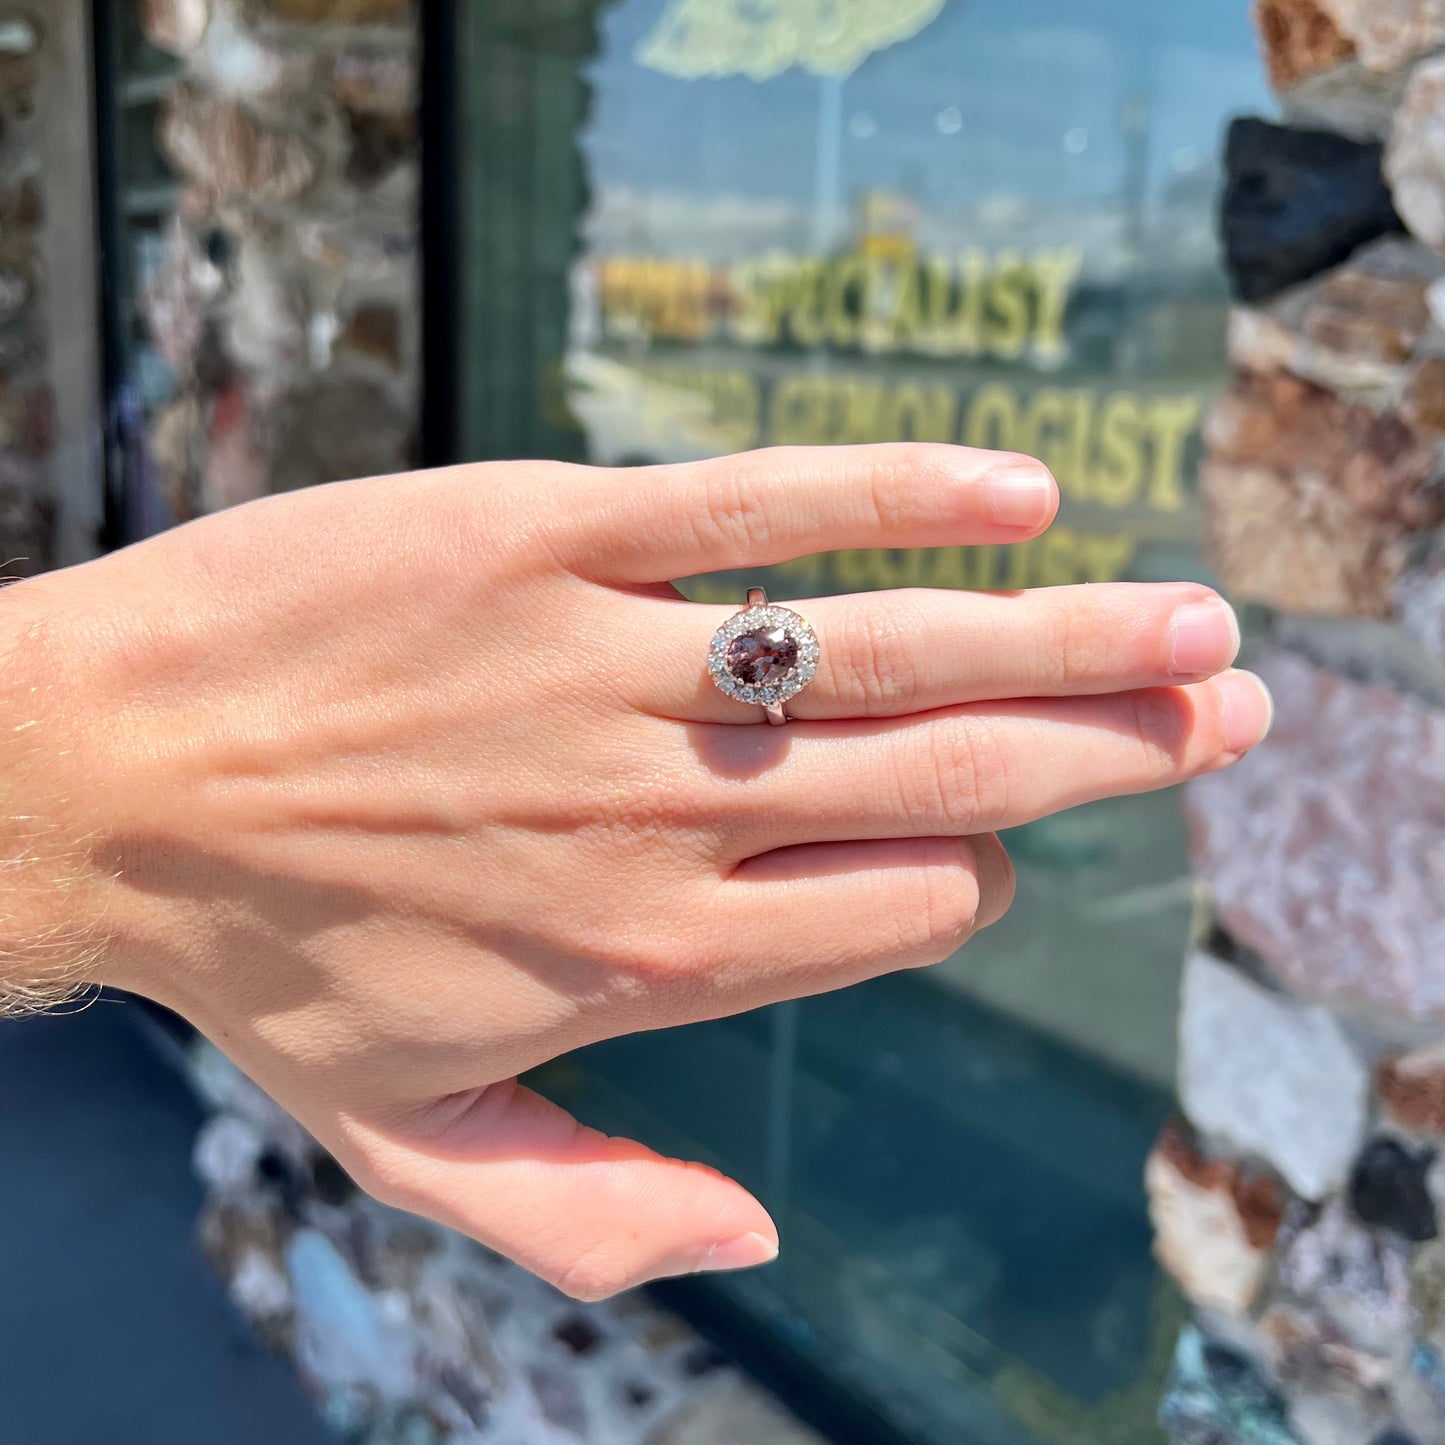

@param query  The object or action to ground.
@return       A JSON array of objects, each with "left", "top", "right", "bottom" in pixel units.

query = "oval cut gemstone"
[{"left": 724, "top": 625, "right": 799, "bottom": 687}]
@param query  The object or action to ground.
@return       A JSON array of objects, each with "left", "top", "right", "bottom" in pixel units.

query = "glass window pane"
[{"left": 455, "top": 2, "right": 1271, "bottom": 1438}]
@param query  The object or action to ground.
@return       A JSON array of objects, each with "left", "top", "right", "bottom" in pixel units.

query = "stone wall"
[
  {"left": 1152, "top": 7, "right": 1445, "bottom": 1443},
  {"left": 138, "top": 0, "right": 421, "bottom": 521},
  {"left": 0, "top": 6, "right": 81, "bottom": 575},
  {"left": 184, "top": 1037, "right": 822, "bottom": 1445}
]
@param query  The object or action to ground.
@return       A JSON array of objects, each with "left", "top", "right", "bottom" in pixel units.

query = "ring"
[{"left": 707, "top": 586, "right": 819, "bottom": 725}]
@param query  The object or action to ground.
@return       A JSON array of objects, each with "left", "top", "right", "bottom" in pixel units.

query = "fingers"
[
  {"left": 697, "top": 671, "right": 1273, "bottom": 855},
  {"left": 628, "top": 582, "right": 1240, "bottom": 722},
  {"left": 548, "top": 444, "right": 1058, "bottom": 582},
  {"left": 343, "top": 1082, "right": 777, "bottom": 1303}
]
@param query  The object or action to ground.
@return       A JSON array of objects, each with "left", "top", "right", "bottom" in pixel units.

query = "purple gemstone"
[{"left": 725, "top": 625, "right": 799, "bottom": 687}]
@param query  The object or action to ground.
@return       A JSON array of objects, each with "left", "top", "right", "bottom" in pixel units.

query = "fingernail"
[
  {"left": 1169, "top": 598, "right": 1240, "bottom": 676},
  {"left": 693, "top": 1232, "right": 778, "bottom": 1274},
  {"left": 1216, "top": 669, "right": 1274, "bottom": 754},
  {"left": 985, "top": 464, "right": 1055, "bottom": 529}
]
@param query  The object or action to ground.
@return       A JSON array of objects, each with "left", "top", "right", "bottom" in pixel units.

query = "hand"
[{"left": 3, "top": 443, "right": 1267, "bottom": 1299}]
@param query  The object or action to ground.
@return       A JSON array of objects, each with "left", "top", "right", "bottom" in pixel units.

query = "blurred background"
[{"left": 6, "top": 2, "right": 1445, "bottom": 1444}]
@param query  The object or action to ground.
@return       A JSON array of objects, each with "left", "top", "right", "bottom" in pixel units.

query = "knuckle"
[
  {"left": 1050, "top": 604, "right": 1101, "bottom": 691},
  {"left": 552, "top": 1248, "right": 638, "bottom": 1303},
  {"left": 832, "top": 599, "right": 922, "bottom": 713},
  {"left": 1128, "top": 687, "right": 1196, "bottom": 777},
  {"left": 896, "top": 850, "right": 981, "bottom": 963},
  {"left": 695, "top": 463, "right": 775, "bottom": 563},
  {"left": 914, "top": 720, "right": 1012, "bottom": 831}
]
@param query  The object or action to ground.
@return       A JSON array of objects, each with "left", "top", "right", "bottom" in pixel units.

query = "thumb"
[{"left": 339, "top": 1079, "right": 779, "bottom": 1301}]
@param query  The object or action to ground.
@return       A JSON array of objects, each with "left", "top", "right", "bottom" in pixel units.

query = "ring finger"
[{"left": 623, "top": 582, "right": 1240, "bottom": 722}]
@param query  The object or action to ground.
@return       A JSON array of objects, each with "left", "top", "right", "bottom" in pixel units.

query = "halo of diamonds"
[{"left": 707, "top": 604, "right": 819, "bottom": 708}]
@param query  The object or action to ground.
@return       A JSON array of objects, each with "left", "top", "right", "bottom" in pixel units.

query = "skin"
[{"left": 0, "top": 443, "right": 1270, "bottom": 1301}]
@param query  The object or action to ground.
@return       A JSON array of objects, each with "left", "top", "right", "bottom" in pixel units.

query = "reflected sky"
[{"left": 583, "top": 0, "right": 1273, "bottom": 235}]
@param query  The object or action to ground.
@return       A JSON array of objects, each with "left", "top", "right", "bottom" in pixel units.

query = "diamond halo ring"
[{"left": 707, "top": 586, "right": 819, "bottom": 725}]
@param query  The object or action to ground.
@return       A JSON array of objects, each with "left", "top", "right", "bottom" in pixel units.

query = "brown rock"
[
  {"left": 160, "top": 84, "right": 318, "bottom": 205},
  {"left": 1379, "top": 1044, "right": 1445, "bottom": 1133},
  {"left": 1156, "top": 1119, "right": 1288, "bottom": 1249},
  {"left": 140, "top": 0, "right": 209, "bottom": 56},
  {"left": 1202, "top": 463, "right": 1404, "bottom": 618},
  {"left": 1307, "top": 266, "right": 1431, "bottom": 364},
  {"left": 1255, "top": 0, "right": 1356, "bottom": 90},
  {"left": 259, "top": 378, "right": 411, "bottom": 493},
  {"left": 1323, "top": 0, "right": 1445, "bottom": 72},
  {"left": 1388, "top": 56, "right": 1445, "bottom": 253},
  {"left": 260, "top": 0, "right": 413, "bottom": 21},
  {"left": 1202, "top": 372, "right": 1440, "bottom": 615},
  {"left": 1186, "top": 649, "right": 1445, "bottom": 1019},
  {"left": 339, "top": 303, "right": 401, "bottom": 369},
  {"left": 1227, "top": 239, "right": 1444, "bottom": 403},
  {"left": 344, "top": 108, "right": 415, "bottom": 187},
  {"left": 1404, "top": 355, "right": 1445, "bottom": 434}
]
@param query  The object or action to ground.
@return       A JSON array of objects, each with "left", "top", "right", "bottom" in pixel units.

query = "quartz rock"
[
  {"left": 1179, "top": 951, "right": 1368, "bottom": 1200},
  {"left": 1281, "top": 60, "right": 1412, "bottom": 144},
  {"left": 1255, "top": 0, "right": 1357, "bottom": 90},
  {"left": 161, "top": 85, "right": 319, "bottom": 204},
  {"left": 1200, "top": 462, "right": 1403, "bottom": 618},
  {"left": 286, "top": 1228, "right": 416, "bottom": 1404},
  {"left": 1159, "top": 1326, "right": 1301, "bottom": 1445},
  {"left": 193, "top": 1111, "right": 268, "bottom": 1193},
  {"left": 1222, "top": 118, "right": 1405, "bottom": 305},
  {"left": 1202, "top": 371, "right": 1440, "bottom": 616},
  {"left": 1226, "top": 238, "right": 1443, "bottom": 405},
  {"left": 1388, "top": 58, "right": 1445, "bottom": 254},
  {"left": 141, "top": 0, "right": 209, "bottom": 55},
  {"left": 1323, "top": 0, "right": 1445, "bottom": 73},
  {"left": 1396, "top": 549, "right": 1445, "bottom": 663},
  {"left": 1147, "top": 1120, "right": 1285, "bottom": 1315},
  {"left": 1350, "top": 1138, "right": 1439, "bottom": 1241},
  {"left": 1186, "top": 650, "right": 1445, "bottom": 1020},
  {"left": 1275, "top": 1200, "right": 1414, "bottom": 1358}
]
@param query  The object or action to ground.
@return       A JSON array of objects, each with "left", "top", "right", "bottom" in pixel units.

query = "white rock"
[
  {"left": 192, "top": 1111, "right": 266, "bottom": 1192},
  {"left": 1388, "top": 56, "right": 1445, "bottom": 253},
  {"left": 1323, "top": 0, "right": 1445, "bottom": 72},
  {"left": 1179, "top": 951, "right": 1369, "bottom": 1199},
  {"left": 286, "top": 1228, "right": 416, "bottom": 1402}
]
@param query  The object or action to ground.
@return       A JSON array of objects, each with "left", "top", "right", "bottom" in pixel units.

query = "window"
[{"left": 453, "top": 3, "right": 1272, "bottom": 1439}]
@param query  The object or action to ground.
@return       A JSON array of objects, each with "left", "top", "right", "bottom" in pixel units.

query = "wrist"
[{"left": 0, "top": 571, "right": 108, "bottom": 1011}]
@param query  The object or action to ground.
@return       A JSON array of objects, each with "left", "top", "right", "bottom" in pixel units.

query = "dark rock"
[
  {"left": 340, "top": 303, "right": 403, "bottom": 369},
  {"left": 1372, "top": 1430, "right": 1419, "bottom": 1445},
  {"left": 552, "top": 1313, "right": 602, "bottom": 1356},
  {"left": 310, "top": 1152, "right": 357, "bottom": 1206},
  {"left": 345, "top": 108, "right": 416, "bottom": 187},
  {"left": 1349, "top": 1138, "right": 1438, "bottom": 1242},
  {"left": 1221, "top": 117, "right": 1405, "bottom": 304}
]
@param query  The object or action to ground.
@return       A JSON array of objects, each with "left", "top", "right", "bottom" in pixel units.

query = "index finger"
[{"left": 548, "top": 443, "right": 1058, "bottom": 583}]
